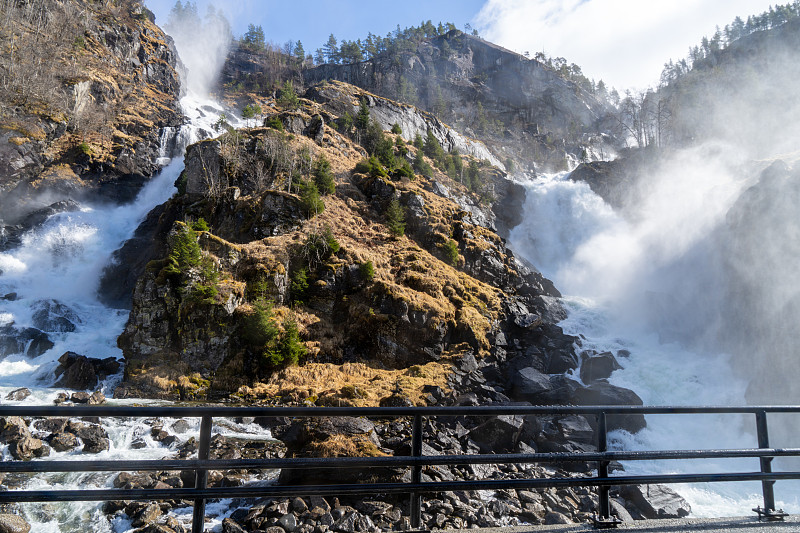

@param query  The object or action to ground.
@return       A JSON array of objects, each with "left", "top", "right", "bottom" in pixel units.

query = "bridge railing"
[{"left": 2, "top": 405, "right": 800, "bottom": 531}]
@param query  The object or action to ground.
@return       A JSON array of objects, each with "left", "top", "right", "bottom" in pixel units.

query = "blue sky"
[
  {"left": 144, "top": 0, "right": 781, "bottom": 90},
  {"left": 144, "top": 0, "right": 486, "bottom": 54}
]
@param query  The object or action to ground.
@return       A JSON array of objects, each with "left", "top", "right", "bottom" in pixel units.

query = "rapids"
[{"left": 508, "top": 169, "right": 800, "bottom": 517}]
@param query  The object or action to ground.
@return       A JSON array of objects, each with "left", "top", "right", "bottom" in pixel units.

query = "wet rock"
[
  {"left": 9, "top": 436, "right": 50, "bottom": 461},
  {"left": 0, "top": 326, "right": 53, "bottom": 358},
  {"left": 620, "top": 484, "right": 691, "bottom": 519},
  {"left": 53, "top": 392, "right": 69, "bottom": 404},
  {"left": 4, "top": 388, "right": 30, "bottom": 401},
  {"left": 70, "top": 391, "right": 91, "bottom": 403},
  {"left": 222, "top": 517, "right": 247, "bottom": 533},
  {"left": 46, "top": 432, "right": 79, "bottom": 452},
  {"left": 89, "top": 391, "right": 106, "bottom": 405},
  {"left": 0, "top": 417, "right": 30, "bottom": 443},
  {"left": 580, "top": 352, "right": 622, "bottom": 383},
  {"left": 54, "top": 352, "right": 120, "bottom": 390},
  {"left": 33, "top": 418, "right": 67, "bottom": 434},
  {"left": 131, "top": 502, "right": 162, "bottom": 527},
  {"left": 0, "top": 514, "right": 31, "bottom": 533},
  {"left": 31, "top": 300, "right": 79, "bottom": 332},
  {"left": 571, "top": 383, "right": 646, "bottom": 433}
]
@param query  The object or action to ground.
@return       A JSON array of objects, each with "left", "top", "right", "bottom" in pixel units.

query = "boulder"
[
  {"left": 46, "top": 432, "right": 79, "bottom": 452},
  {"left": 468, "top": 415, "right": 525, "bottom": 453},
  {"left": 620, "top": 484, "right": 691, "bottom": 519},
  {"left": 580, "top": 352, "right": 622, "bottom": 383},
  {"left": 4, "top": 388, "right": 30, "bottom": 401},
  {"left": 9, "top": 436, "right": 50, "bottom": 461},
  {"left": 0, "top": 514, "right": 30, "bottom": 533},
  {"left": 31, "top": 300, "right": 79, "bottom": 332},
  {"left": 0, "top": 417, "right": 31, "bottom": 443},
  {"left": 54, "top": 352, "right": 120, "bottom": 390},
  {"left": 511, "top": 367, "right": 553, "bottom": 400},
  {"left": 571, "top": 383, "right": 646, "bottom": 433}
]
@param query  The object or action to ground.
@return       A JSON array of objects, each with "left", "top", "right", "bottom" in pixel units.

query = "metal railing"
[{"left": 1, "top": 404, "right": 800, "bottom": 531}]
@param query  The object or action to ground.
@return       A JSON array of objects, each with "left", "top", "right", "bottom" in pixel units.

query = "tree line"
[{"left": 660, "top": 1, "right": 800, "bottom": 85}]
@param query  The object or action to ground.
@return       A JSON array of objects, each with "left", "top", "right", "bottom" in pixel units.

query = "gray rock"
[
  {"left": 512, "top": 367, "right": 553, "bottom": 400},
  {"left": 278, "top": 513, "right": 297, "bottom": 532},
  {"left": 571, "top": 382, "right": 646, "bottom": 433},
  {"left": 4, "top": 388, "right": 30, "bottom": 401},
  {"left": 0, "top": 514, "right": 31, "bottom": 533},
  {"left": 468, "top": 415, "right": 525, "bottom": 453},
  {"left": 222, "top": 517, "right": 247, "bottom": 533},
  {"left": 620, "top": 484, "right": 691, "bottom": 519}
]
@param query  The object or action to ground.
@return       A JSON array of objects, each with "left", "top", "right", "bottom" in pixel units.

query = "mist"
[
  {"left": 521, "top": 19, "right": 800, "bottom": 407},
  {"left": 164, "top": 3, "right": 232, "bottom": 97}
]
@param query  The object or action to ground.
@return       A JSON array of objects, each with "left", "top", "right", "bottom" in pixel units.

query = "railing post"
[
  {"left": 597, "top": 411, "right": 611, "bottom": 520},
  {"left": 192, "top": 415, "right": 212, "bottom": 533},
  {"left": 756, "top": 410, "right": 776, "bottom": 512},
  {"left": 410, "top": 414, "right": 423, "bottom": 530}
]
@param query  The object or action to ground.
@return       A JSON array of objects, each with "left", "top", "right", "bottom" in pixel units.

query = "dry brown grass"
[
  {"left": 304, "top": 433, "right": 388, "bottom": 458},
  {"left": 236, "top": 360, "right": 452, "bottom": 406}
]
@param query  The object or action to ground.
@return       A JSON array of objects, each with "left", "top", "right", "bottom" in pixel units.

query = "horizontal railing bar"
[
  {"left": 3, "top": 405, "right": 800, "bottom": 418},
  {"left": 3, "top": 471, "right": 800, "bottom": 503},
  {"left": 4, "top": 448, "right": 800, "bottom": 473}
]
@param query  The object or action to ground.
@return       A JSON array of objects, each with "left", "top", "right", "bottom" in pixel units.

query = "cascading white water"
[
  {"left": 508, "top": 156, "right": 800, "bottom": 516},
  {"left": 0, "top": 93, "right": 263, "bottom": 531}
]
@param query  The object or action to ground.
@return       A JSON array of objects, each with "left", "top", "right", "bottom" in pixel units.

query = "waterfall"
[
  {"left": 508, "top": 159, "right": 800, "bottom": 516},
  {"left": 0, "top": 94, "right": 260, "bottom": 531}
]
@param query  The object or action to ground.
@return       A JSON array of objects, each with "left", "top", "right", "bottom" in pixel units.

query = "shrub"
[
  {"left": 393, "top": 160, "right": 415, "bottom": 179},
  {"left": 354, "top": 156, "right": 388, "bottom": 179},
  {"left": 277, "top": 80, "right": 300, "bottom": 110},
  {"left": 190, "top": 218, "right": 209, "bottom": 232},
  {"left": 413, "top": 150, "right": 433, "bottom": 178},
  {"left": 442, "top": 239, "right": 460, "bottom": 266},
  {"left": 303, "top": 225, "right": 340, "bottom": 266},
  {"left": 264, "top": 115, "right": 284, "bottom": 131},
  {"left": 300, "top": 181, "right": 325, "bottom": 216},
  {"left": 162, "top": 227, "right": 201, "bottom": 281},
  {"left": 386, "top": 198, "right": 406, "bottom": 237},
  {"left": 264, "top": 317, "right": 306, "bottom": 368},
  {"left": 174, "top": 171, "right": 188, "bottom": 195},
  {"left": 290, "top": 267, "right": 309, "bottom": 304},
  {"left": 391, "top": 123, "right": 402, "bottom": 135},
  {"left": 359, "top": 261, "right": 375, "bottom": 281},
  {"left": 395, "top": 136, "right": 408, "bottom": 158}
]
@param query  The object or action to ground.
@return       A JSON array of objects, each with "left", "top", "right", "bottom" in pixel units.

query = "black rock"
[{"left": 580, "top": 351, "right": 622, "bottom": 383}]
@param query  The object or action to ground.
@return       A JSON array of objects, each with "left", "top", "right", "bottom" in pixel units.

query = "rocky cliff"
[
  {"left": 114, "top": 82, "right": 642, "bottom": 429},
  {"left": 0, "top": 0, "right": 183, "bottom": 228},
  {"left": 226, "top": 31, "right": 618, "bottom": 175}
]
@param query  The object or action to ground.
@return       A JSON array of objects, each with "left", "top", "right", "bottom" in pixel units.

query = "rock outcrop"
[{"left": 0, "top": 0, "right": 184, "bottom": 228}]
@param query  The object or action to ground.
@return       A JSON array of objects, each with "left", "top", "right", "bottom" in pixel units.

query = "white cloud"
[{"left": 475, "top": 0, "right": 778, "bottom": 91}]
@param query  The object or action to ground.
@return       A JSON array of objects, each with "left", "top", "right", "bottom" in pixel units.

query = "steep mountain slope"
[
  {"left": 226, "top": 31, "right": 618, "bottom": 174},
  {"left": 0, "top": 0, "right": 183, "bottom": 228}
]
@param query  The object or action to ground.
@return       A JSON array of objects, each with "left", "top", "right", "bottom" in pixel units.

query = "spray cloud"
[{"left": 164, "top": 2, "right": 232, "bottom": 97}]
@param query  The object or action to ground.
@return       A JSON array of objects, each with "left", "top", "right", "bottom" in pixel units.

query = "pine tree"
[
  {"left": 323, "top": 34, "right": 339, "bottom": 64},
  {"left": 313, "top": 155, "right": 335, "bottom": 195},
  {"left": 355, "top": 98, "right": 371, "bottom": 132},
  {"left": 294, "top": 40, "right": 306, "bottom": 64},
  {"left": 386, "top": 198, "right": 406, "bottom": 237}
]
